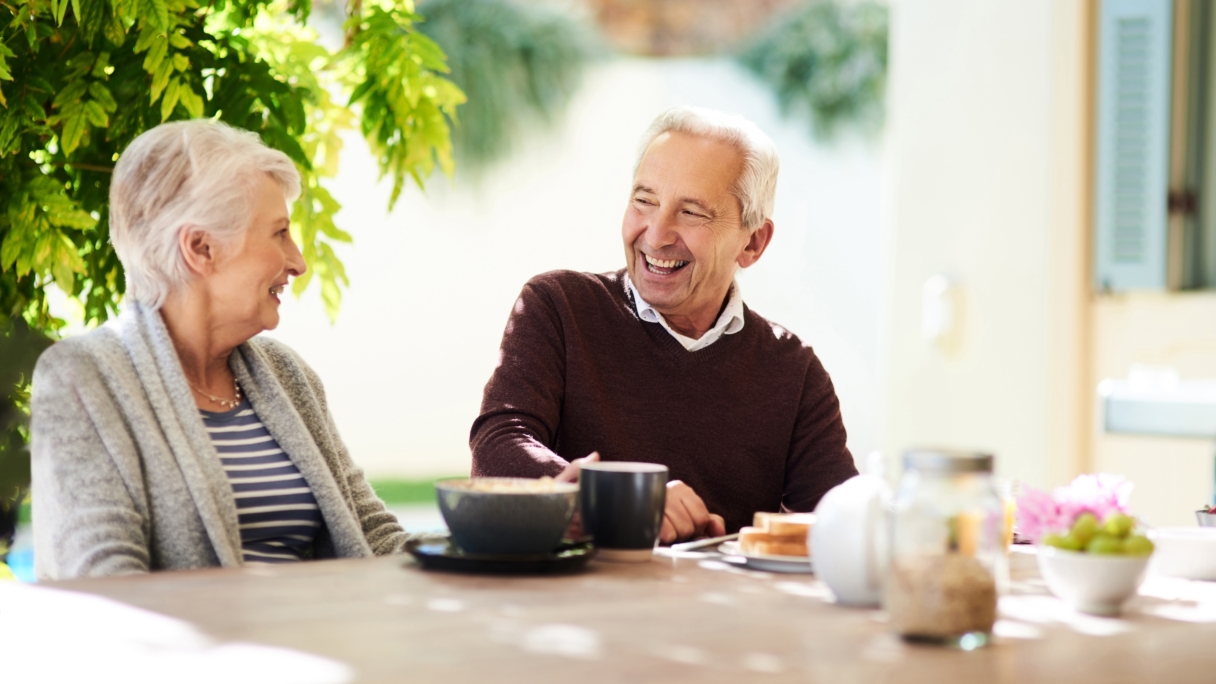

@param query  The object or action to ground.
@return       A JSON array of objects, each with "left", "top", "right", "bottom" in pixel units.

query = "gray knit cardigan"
[{"left": 31, "top": 302, "right": 410, "bottom": 580}]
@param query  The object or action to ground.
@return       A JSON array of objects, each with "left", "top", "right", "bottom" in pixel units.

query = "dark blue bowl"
[{"left": 435, "top": 478, "right": 579, "bottom": 555}]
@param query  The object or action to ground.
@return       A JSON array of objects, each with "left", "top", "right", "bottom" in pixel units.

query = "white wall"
[
  {"left": 264, "top": 57, "right": 885, "bottom": 478},
  {"left": 880, "top": 0, "right": 1090, "bottom": 489},
  {"left": 1092, "top": 294, "right": 1216, "bottom": 525}
]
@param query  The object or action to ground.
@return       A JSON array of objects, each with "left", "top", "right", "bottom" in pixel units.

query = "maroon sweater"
[{"left": 470, "top": 269, "right": 858, "bottom": 533}]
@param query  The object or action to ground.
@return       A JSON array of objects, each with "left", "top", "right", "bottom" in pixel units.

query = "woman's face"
[{"left": 208, "top": 174, "right": 305, "bottom": 336}]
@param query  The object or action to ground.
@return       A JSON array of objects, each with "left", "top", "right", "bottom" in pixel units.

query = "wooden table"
[{"left": 48, "top": 548, "right": 1216, "bottom": 683}]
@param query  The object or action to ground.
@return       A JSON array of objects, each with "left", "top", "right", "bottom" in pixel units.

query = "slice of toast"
[
  {"left": 752, "top": 512, "right": 816, "bottom": 537},
  {"left": 752, "top": 539, "right": 808, "bottom": 557},
  {"left": 738, "top": 525, "right": 809, "bottom": 557}
]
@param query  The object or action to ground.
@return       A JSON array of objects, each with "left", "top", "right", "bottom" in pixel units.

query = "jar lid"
[{"left": 903, "top": 448, "right": 993, "bottom": 473}]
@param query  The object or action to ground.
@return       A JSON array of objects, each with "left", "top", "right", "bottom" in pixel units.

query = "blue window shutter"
[{"left": 1094, "top": 0, "right": 1173, "bottom": 291}]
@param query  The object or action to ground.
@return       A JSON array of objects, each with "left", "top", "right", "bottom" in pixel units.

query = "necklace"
[{"left": 188, "top": 377, "right": 242, "bottom": 410}]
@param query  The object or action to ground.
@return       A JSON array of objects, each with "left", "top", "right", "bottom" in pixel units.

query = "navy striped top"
[{"left": 200, "top": 399, "right": 324, "bottom": 563}]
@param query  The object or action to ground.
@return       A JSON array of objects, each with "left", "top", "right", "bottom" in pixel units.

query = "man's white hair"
[
  {"left": 635, "top": 106, "right": 780, "bottom": 231},
  {"left": 109, "top": 119, "right": 301, "bottom": 309}
]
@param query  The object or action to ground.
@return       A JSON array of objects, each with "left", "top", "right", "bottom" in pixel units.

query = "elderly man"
[{"left": 470, "top": 107, "right": 858, "bottom": 542}]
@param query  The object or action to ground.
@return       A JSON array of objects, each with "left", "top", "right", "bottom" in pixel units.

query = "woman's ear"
[
  {"left": 737, "top": 219, "right": 774, "bottom": 269},
  {"left": 178, "top": 226, "right": 216, "bottom": 277}
]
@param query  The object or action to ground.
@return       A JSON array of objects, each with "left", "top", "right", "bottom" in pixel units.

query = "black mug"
[{"left": 579, "top": 462, "right": 668, "bottom": 562}]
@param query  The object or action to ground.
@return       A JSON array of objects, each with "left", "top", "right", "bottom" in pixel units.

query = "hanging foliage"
[
  {"left": 416, "top": 0, "right": 597, "bottom": 171},
  {"left": 0, "top": 0, "right": 463, "bottom": 330},
  {"left": 0, "top": 0, "right": 464, "bottom": 517},
  {"left": 739, "top": 0, "right": 888, "bottom": 141}
]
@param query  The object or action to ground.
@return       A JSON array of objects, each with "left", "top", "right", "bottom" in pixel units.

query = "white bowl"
[
  {"left": 1148, "top": 527, "right": 1216, "bottom": 580},
  {"left": 1196, "top": 511, "right": 1216, "bottom": 528},
  {"left": 1036, "top": 547, "right": 1150, "bottom": 615}
]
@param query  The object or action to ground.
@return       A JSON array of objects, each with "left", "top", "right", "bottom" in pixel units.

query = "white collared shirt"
[{"left": 626, "top": 277, "right": 745, "bottom": 351}]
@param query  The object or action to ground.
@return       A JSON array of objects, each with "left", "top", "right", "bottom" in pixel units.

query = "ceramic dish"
[
  {"left": 435, "top": 478, "right": 579, "bottom": 555},
  {"left": 1037, "top": 547, "right": 1149, "bottom": 615},
  {"left": 1149, "top": 527, "right": 1216, "bottom": 580},
  {"left": 405, "top": 537, "right": 595, "bottom": 575},
  {"left": 718, "top": 540, "right": 813, "bottom": 574}
]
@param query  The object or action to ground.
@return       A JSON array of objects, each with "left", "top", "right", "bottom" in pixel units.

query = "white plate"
[{"left": 718, "top": 540, "right": 813, "bottom": 574}]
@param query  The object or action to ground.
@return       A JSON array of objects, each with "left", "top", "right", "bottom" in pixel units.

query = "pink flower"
[
  {"left": 1055, "top": 473, "right": 1132, "bottom": 522},
  {"left": 1015, "top": 485, "right": 1067, "bottom": 543},
  {"left": 1014, "top": 474, "right": 1133, "bottom": 543}
]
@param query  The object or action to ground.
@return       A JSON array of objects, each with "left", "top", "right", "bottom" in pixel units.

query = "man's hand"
[
  {"left": 556, "top": 452, "right": 598, "bottom": 539},
  {"left": 555, "top": 451, "right": 599, "bottom": 483},
  {"left": 660, "top": 480, "right": 726, "bottom": 544}
]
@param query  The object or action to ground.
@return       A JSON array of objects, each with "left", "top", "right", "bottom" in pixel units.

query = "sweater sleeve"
[
  {"left": 31, "top": 348, "right": 150, "bottom": 579},
  {"left": 781, "top": 354, "right": 859, "bottom": 513},
  {"left": 469, "top": 279, "right": 570, "bottom": 478}
]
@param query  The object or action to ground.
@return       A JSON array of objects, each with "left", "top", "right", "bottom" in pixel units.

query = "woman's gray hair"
[
  {"left": 109, "top": 119, "right": 301, "bottom": 309},
  {"left": 635, "top": 106, "right": 780, "bottom": 231}
]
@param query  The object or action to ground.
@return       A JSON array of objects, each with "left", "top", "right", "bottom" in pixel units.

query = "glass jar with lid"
[{"left": 886, "top": 449, "right": 1005, "bottom": 649}]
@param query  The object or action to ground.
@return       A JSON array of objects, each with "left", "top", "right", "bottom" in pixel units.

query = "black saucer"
[{"left": 404, "top": 537, "right": 596, "bottom": 574}]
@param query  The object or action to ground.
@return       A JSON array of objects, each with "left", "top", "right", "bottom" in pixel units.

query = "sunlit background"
[
  {"left": 30, "top": 0, "right": 1216, "bottom": 550},
  {"left": 266, "top": 1, "right": 887, "bottom": 483}
]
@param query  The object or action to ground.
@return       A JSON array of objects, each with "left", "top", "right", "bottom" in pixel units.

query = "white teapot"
[{"left": 811, "top": 472, "right": 890, "bottom": 607}]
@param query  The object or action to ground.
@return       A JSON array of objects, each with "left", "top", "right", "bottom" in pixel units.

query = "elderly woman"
[{"left": 31, "top": 119, "right": 410, "bottom": 579}]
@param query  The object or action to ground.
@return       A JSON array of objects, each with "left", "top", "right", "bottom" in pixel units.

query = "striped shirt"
[{"left": 200, "top": 399, "right": 323, "bottom": 564}]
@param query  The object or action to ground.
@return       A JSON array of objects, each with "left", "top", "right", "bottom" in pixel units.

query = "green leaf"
[
  {"left": 0, "top": 233, "right": 21, "bottom": 270},
  {"left": 84, "top": 99, "right": 108, "bottom": 127},
  {"left": 0, "top": 44, "right": 14, "bottom": 82},
  {"left": 51, "top": 253, "right": 75, "bottom": 293},
  {"left": 160, "top": 77, "right": 180, "bottom": 121},
  {"left": 51, "top": 0, "right": 68, "bottom": 27},
  {"left": 178, "top": 85, "right": 203, "bottom": 118},
  {"left": 88, "top": 82, "right": 117, "bottom": 112},
  {"left": 133, "top": 26, "right": 161, "bottom": 53},
  {"left": 52, "top": 81, "right": 89, "bottom": 109},
  {"left": 42, "top": 196, "right": 96, "bottom": 230},
  {"left": 64, "top": 53, "right": 96, "bottom": 80},
  {"left": 141, "top": 34, "right": 167, "bottom": 72},
  {"left": 149, "top": 56, "right": 173, "bottom": 103},
  {"left": 70, "top": 0, "right": 83, "bottom": 29},
  {"left": 104, "top": 15, "right": 126, "bottom": 46},
  {"left": 59, "top": 104, "right": 89, "bottom": 154},
  {"left": 137, "top": 0, "right": 169, "bottom": 35},
  {"left": 0, "top": 116, "right": 19, "bottom": 153},
  {"left": 91, "top": 52, "right": 112, "bottom": 78},
  {"left": 171, "top": 53, "right": 188, "bottom": 72},
  {"left": 32, "top": 233, "right": 53, "bottom": 270}
]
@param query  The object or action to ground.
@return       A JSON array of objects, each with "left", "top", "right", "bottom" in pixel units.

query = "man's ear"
[
  {"left": 737, "top": 219, "right": 774, "bottom": 269},
  {"left": 178, "top": 226, "right": 217, "bottom": 277}
]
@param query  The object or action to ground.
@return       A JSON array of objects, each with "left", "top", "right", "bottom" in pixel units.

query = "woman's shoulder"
[
  {"left": 34, "top": 324, "right": 125, "bottom": 379},
  {"left": 242, "top": 336, "right": 325, "bottom": 394},
  {"left": 244, "top": 334, "right": 303, "bottom": 365}
]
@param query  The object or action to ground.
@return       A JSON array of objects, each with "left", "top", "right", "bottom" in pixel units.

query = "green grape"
[
  {"left": 1087, "top": 533, "right": 1123, "bottom": 555},
  {"left": 1041, "top": 533, "right": 1069, "bottom": 549},
  {"left": 1122, "top": 534, "right": 1155, "bottom": 556},
  {"left": 1060, "top": 533, "right": 1085, "bottom": 551},
  {"left": 1102, "top": 513, "right": 1134, "bottom": 538},
  {"left": 1071, "top": 513, "right": 1100, "bottom": 546}
]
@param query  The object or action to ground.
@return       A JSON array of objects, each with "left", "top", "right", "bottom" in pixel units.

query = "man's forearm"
[{"left": 469, "top": 413, "right": 569, "bottom": 478}]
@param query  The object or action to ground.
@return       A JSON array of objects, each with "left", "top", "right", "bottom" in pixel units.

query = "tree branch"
[
  {"left": 56, "top": 33, "right": 77, "bottom": 62},
  {"left": 344, "top": 0, "right": 363, "bottom": 48},
  {"left": 49, "top": 162, "right": 114, "bottom": 173}
]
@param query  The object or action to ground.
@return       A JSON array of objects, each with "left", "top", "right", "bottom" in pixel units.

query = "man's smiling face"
[{"left": 622, "top": 131, "right": 750, "bottom": 325}]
